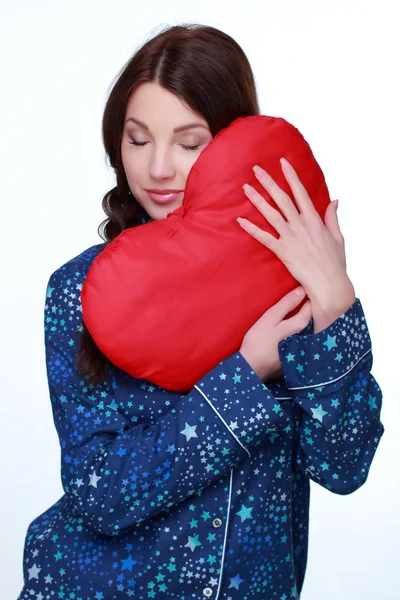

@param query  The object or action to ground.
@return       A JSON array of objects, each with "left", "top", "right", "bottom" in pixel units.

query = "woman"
[{"left": 18, "top": 23, "right": 384, "bottom": 600}]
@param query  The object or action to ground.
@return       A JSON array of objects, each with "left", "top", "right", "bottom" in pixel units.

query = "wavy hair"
[{"left": 77, "top": 22, "right": 260, "bottom": 385}]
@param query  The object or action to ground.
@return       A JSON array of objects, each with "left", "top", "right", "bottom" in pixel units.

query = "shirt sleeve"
[
  {"left": 277, "top": 297, "right": 385, "bottom": 495},
  {"left": 45, "top": 268, "right": 290, "bottom": 537}
]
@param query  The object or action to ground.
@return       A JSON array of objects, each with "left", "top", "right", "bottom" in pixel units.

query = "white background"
[{"left": 1, "top": 0, "right": 399, "bottom": 598}]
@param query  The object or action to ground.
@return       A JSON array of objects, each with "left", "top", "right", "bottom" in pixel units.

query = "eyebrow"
[{"left": 124, "top": 117, "right": 209, "bottom": 133}]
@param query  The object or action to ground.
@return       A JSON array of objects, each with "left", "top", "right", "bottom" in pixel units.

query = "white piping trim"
[
  {"left": 194, "top": 384, "right": 251, "bottom": 458},
  {"left": 285, "top": 346, "right": 372, "bottom": 391},
  {"left": 215, "top": 468, "right": 234, "bottom": 599}
]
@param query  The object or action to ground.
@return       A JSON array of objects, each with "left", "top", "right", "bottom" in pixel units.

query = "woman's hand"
[
  {"left": 237, "top": 157, "right": 356, "bottom": 333},
  {"left": 239, "top": 285, "right": 312, "bottom": 383}
]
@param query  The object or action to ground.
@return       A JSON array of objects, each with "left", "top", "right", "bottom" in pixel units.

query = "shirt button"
[
  {"left": 212, "top": 518, "right": 223, "bottom": 528},
  {"left": 203, "top": 588, "right": 213, "bottom": 597}
]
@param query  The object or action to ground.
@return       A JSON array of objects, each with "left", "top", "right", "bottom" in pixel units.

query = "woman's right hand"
[{"left": 239, "top": 286, "right": 312, "bottom": 383}]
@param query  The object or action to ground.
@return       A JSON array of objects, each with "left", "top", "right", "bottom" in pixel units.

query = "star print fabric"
[{"left": 17, "top": 240, "right": 384, "bottom": 600}]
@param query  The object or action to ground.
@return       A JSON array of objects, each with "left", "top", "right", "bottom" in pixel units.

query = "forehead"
[{"left": 125, "top": 82, "right": 210, "bottom": 133}]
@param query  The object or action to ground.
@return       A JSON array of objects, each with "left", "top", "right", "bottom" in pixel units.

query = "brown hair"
[{"left": 77, "top": 22, "right": 260, "bottom": 385}]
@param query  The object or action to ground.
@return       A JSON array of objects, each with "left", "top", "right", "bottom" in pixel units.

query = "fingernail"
[
  {"left": 334, "top": 199, "right": 339, "bottom": 211},
  {"left": 294, "top": 286, "right": 304, "bottom": 296},
  {"left": 280, "top": 158, "right": 289, "bottom": 168}
]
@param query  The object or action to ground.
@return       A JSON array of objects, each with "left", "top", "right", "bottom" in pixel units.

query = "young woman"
[{"left": 18, "top": 23, "right": 384, "bottom": 600}]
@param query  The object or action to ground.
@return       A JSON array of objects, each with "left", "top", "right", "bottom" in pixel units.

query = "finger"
[
  {"left": 252, "top": 165, "right": 301, "bottom": 223},
  {"left": 324, "top": 200, "right": 344, "bottom": 244},
  {"left": 243, "top": 183, "right": 287, "bottom": 234},
  {"left": 267, "top": 286, "right": 306, "bottom": 324},
  {"left": 280, "top": 158, "right": 322, "bottom": 222},
  {"left": 279, "top": 298, "right": 312, "bottom": 338},
  {"left": 237, "top": 217, "right": 281, "bottom": 255}
]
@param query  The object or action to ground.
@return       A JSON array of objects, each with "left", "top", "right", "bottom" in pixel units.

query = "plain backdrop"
[{"left": 1, "top": 0, "right": 399, "bottom": 598}]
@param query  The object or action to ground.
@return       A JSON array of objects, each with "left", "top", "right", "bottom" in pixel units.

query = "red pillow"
[{"left": 81, "top": 115, "right": 331, "bottom": 391}]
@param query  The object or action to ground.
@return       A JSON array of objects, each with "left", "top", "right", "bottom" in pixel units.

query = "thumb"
[{"left": 324, "top": 199, "right": 342, "bottom": 242}]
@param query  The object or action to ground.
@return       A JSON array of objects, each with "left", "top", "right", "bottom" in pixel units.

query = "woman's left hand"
[{"left": 237, "top": 157, "right": 356, "bottom": 333}]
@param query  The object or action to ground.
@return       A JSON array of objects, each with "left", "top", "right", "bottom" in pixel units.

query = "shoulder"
[
  {"left": 44, "top": 242, "right": 106, "bottom": 340},
  {"left": 47, "top": 242, "right": 106, "bottom": 290},
  {"left": 45, "top": 243, "right": 106, "bottom": 321}
]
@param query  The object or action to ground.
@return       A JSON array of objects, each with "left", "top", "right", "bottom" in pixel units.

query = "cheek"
[
  {"left": 121, "top": 149, "right": 141, "bottom": 185},
  {"left": 183, "top": 152, "right": 203, "bottom": 180}
]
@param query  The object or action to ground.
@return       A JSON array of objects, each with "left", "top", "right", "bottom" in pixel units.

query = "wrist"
[
  {"left": 239, "top": 348, "right": 279, "bottom": 383},
  {"left": 239, "top": 349, "right": 263, "bottom": 380},
  {"left": 309, "top": 279, "right": 356, "bottom": 333}
]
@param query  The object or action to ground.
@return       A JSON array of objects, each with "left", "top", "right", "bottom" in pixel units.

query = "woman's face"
[{"left": 121, "top": 82, "right": 213, "bottom": 221}]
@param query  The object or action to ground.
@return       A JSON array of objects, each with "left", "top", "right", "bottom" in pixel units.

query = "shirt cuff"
[
  {"left": 193, "top": 352, "right": 287, "bottom": 457},
  {"left": 277, "top": 298, "right": 372, "bottom": 390}
]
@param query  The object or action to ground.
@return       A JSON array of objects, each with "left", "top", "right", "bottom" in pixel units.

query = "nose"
[{"left": 148, "top": 145, "right": 176, "bottom": 181}]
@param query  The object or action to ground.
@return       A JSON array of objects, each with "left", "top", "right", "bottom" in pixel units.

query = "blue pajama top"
[{"left": 18, "top": 212, "right": 385, "bottom": 600}]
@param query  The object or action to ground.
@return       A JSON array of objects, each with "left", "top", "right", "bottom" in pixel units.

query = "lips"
[{"left": 145, "top": 190, "right": 183, "bottom": 204}]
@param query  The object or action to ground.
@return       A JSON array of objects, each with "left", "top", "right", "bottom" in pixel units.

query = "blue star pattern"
[{"left": 17, "top": 237, "right": 384, "bottom": 599}]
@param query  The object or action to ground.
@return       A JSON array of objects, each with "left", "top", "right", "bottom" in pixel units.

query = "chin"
[{"left": 147, "top": 202, "right": 183, "bottom": 220}]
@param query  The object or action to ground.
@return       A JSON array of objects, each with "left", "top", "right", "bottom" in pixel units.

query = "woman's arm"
[
  {"left": 45, "top": 265, "right": 290, "bottom": 537},
  {"left": 277, "top": 297, "right": 384, "bottom": 494}
]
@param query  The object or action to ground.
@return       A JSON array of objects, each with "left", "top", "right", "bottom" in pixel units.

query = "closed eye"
[
  {"left": 129, "top": 141, "right": 201, "bottom": 151},
  {"left": 181, "top": 144, "right": 201, "bottom": 151}
]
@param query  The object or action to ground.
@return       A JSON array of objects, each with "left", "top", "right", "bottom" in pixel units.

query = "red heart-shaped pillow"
[{"left": 81, "top": 115, "right": 331, "bottom": 391}]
